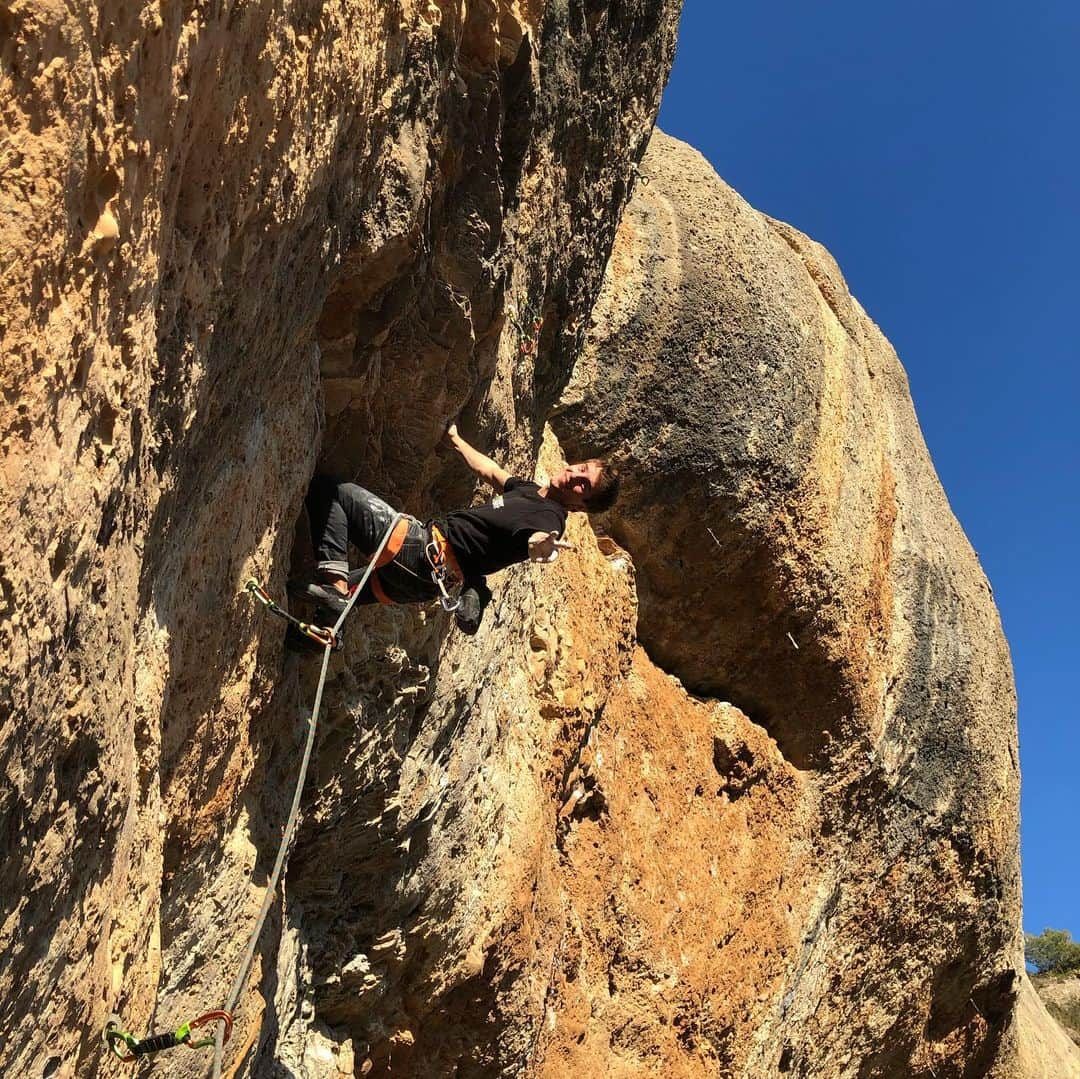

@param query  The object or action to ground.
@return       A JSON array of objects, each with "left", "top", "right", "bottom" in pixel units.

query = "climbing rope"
[
  {"left": 101, "top": 517, "right": 403, "bottom": 1073},
  {"left": 210, "top": 513, "right": 404, "bottom": 1077}
]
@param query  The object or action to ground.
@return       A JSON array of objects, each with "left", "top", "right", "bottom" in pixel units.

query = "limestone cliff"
[
  {"left": 0, "top": 1, "right": 679, "bottom": 1074},
  {"left": 550, "top": 130, "right": 1071, "bottom": 1078},
  {"left": 1016, "top": 975, "right": 1080, "bottom": 1078},
  {"left": 0, "top": 3, "right": 1062, "bottom": 1079},
  {"left": 1033, "top": 974, "right": 1080, "bottom": 1047}
]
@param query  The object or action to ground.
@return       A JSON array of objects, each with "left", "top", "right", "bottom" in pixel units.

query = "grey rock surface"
[{"left": 554, "top": 130, "right": 1031, "bottom": 1076}]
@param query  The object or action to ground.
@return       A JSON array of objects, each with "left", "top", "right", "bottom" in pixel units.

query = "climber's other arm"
[{"left": 445, "top": 423, "right": 511, "bottom": 492}]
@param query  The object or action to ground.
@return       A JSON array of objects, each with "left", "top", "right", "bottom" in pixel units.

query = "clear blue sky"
[{"left": 658, "top": 1, "right": 1079, "bottom": 939}]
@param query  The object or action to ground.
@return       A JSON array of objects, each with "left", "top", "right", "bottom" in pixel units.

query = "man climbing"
[{"left": 288, "top": 423, "right": 619, "bottom": 643}]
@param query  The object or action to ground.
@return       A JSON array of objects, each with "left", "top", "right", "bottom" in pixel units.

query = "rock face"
[
  {"left": 1034, "top": 975, "right": 1080, "bottom": 1046},
  {"left": 1017, "top": 975, "right": 1080, "bottom": 1077},
  {"left": 553, "top": 130, "right": 1031, "bottom": 1076},
  {"left": 0, "top": 2, "right": 680, "bottom": 1074},
  {"left": 0, "top": 5, "right": 1060, "bottom": 1079}
]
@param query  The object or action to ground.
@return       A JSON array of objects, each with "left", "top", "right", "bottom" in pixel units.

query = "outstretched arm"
[{"left": 445, "top": 423, "right": 511, "bottom": 491}]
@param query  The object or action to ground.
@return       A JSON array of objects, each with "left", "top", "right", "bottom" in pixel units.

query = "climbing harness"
[
  {"left": 102, "top": 1010, "right": 233, "bottom": 1063},
  {"left": 426, "top": 524, "right": 463, "bottom": 612},
  {"left": 508, "top": 304, "right": 542, "bottom": 356},
  {"left": 245, "top": 577, "right": 342, "bottom": 650},
  {"left": 364, "top": 515, "right": 411, "bottom": 605},
  {"left": 209, "top": 513, "right": 406, "bottom": 1078}
]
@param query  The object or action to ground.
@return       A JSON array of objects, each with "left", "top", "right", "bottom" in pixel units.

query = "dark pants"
[{"left": 305, "top": 477, "right": 439, "bottom": 605}]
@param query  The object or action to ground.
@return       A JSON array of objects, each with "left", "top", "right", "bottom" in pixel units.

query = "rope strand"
[{"left": 211, "top": 513, "right": 404, "bottom": 1077}]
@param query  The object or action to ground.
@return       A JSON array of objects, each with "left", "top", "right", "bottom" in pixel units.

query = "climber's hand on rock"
[{"left": 528, "top": 531, "right": 574, "bottom": 563}]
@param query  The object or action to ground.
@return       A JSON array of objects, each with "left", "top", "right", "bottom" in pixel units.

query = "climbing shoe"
[
  {"left": 454, "top": 580, "right": 492, "bottom": 636},
  {"left": 287, "top": 578, "right": 351, "bottom": 616}
]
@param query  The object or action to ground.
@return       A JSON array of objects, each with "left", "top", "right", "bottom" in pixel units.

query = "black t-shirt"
[{"left": 443, "top": 477, "right": 567, "bottom": 580}]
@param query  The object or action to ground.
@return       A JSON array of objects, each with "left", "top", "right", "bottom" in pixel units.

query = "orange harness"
[
  {"left": 365, "top": 516, "right": 410, "bottom": 605},
  {"left": 363, "top": 519, "right": 463, "bottom": 607}
]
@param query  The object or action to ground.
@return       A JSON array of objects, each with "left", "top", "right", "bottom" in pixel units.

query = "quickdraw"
[
  {"left": 507, "top": 305, "right": 542, "bottom": 356},
  {"left": 103, "top": 1010, "right": 233, "bottom": 1063},
  {"left": 245, "top": 578, "right": 342, "bottom": 650}
]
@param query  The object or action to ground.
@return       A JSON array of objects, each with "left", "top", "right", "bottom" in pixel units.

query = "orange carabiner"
[{"left": 185, "top": 1010, "right": 234, "bottom": 1050}]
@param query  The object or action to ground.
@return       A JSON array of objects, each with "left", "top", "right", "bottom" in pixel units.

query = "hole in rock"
[{"left": 50, "top": 533, "right": 73, "bottom": 581}]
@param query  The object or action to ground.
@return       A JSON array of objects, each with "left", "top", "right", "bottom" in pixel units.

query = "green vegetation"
[{"left": 1025, "top": 929, "right": 1080, "bottom": 976}]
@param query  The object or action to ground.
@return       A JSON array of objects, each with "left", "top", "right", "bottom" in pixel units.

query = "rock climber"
[{"left": 288, "top": 423, "right": 620, "bottom": 643}]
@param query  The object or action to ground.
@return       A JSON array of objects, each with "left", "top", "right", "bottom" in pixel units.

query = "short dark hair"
[{"left": 582, "top": 459, "right": 620, "bottom": 513}]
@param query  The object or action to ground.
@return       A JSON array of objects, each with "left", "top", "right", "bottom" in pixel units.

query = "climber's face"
[{"left": 549, "top": 461, "right": 602, "bottom": 507}]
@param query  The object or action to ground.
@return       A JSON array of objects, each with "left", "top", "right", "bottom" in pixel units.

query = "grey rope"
[{"left": 211, "top": 513, "right": 405, "bottom": 1077}]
